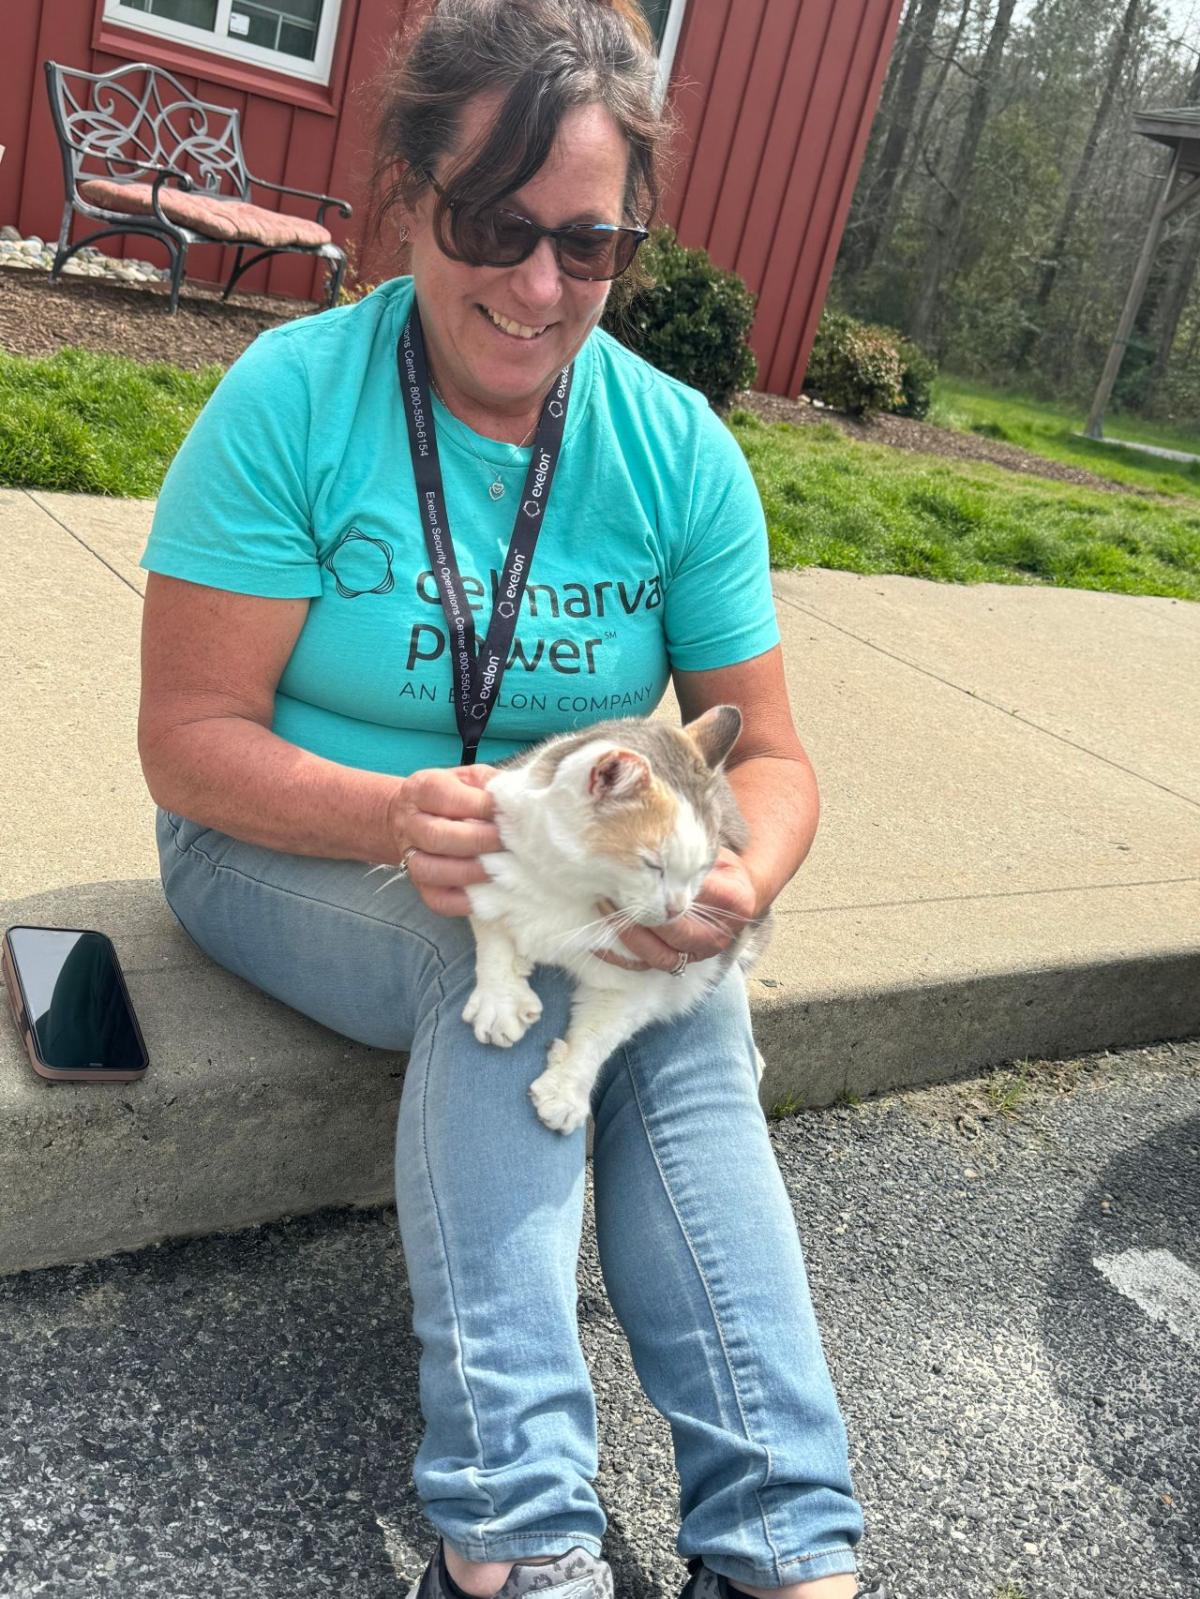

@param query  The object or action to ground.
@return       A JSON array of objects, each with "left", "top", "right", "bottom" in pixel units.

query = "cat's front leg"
[
  {"left": 463, "top": 917, "right": 542, "bottom": 1047},
  {"left": 529, "top": 985, "right": 639, "bottom": 1135}
]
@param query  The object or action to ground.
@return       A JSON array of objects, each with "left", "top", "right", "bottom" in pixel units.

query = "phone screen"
[{"left": 6, "top": 927, "right": 147, "bottom": 1072}]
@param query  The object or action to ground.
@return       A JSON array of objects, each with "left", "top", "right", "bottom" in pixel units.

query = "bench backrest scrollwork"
[{"left": 44, "top": 60, "right": 251, "bottom": 202}]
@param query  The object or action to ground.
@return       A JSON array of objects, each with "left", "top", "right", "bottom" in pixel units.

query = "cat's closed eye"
[{"left": 639, "top": 852, "right": 665, "bottom": 875}]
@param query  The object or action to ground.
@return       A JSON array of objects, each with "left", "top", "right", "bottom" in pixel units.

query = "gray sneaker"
[
  {"left": 407, "top": 1539, "right": 615, "bottom": 1599},
  {"left": 678, "top": 1555, "right": 889, "bottom": 1599}
]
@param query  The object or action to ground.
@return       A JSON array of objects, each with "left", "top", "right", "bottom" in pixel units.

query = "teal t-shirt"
[{"left": 140, "top": 276, "right": 779, "bottom": 776}]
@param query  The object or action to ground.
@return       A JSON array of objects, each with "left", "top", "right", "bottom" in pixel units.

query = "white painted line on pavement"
[{"left": 1093, "top": 1247, "right": 1200, "bottom": 1351}]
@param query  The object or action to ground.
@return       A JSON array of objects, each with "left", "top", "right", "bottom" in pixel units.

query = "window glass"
[
  {"left": 125, "top": 0, "right": 219, "bottom": 26},
  {"left": 640, "top": 0, "right": 674, "bottom": 48},
  {"left": 227, "top": 0, "right": 323, "bottom": 59}
]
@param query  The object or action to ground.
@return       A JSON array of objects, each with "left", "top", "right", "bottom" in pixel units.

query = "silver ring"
[
  {"left": 669, "top": 952, "right": 690, "bottom": 978},
  {"left": 396, "top": 845, "right": 418, "bottom": 877}
]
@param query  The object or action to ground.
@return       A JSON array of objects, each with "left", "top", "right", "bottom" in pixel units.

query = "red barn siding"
[
  {"left": 0, "top": 0, "right": 901, "bottom": 393},
  {"left": 666, "top": 0, "right": 904, "bottom": 393}
]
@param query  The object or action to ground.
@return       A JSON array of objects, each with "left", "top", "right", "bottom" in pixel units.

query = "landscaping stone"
[{"left": 0, "top": 226, "right": 169, "bottom": 289}]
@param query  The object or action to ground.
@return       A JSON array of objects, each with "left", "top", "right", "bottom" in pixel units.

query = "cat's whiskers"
[
  {"left": 686, "top": 902, "right": 755, "bottom": 928},
  {"left": 547, "top": 909, "right": 632, "bottom": 958},
  {"left": 367, "top": 866, "right": 410, "bottom": 895}
]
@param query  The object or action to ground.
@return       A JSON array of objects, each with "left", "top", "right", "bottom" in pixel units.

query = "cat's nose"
[{"left": 665, "top": 895, "right": 688, "bottom": 920}]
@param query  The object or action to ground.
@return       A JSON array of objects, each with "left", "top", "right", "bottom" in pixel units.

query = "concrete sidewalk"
[{"left": 3, "top": 485, "right": 1199, "bottom": 1273}]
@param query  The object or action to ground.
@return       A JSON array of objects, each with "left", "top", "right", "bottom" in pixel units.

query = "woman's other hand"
[
  {"left": 593, "top": 848, "right": 761, "bottom": 972},
  {"left": 390, "top": 765, "right": 503, "bottom": 916}
]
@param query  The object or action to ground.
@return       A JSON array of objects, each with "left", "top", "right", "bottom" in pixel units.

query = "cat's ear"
[
  {"left": 588, "top": 748, "right": 651, "bottom": 803},
  {"left": 685, "top": 705, "right": 743, "bottom": 769}
]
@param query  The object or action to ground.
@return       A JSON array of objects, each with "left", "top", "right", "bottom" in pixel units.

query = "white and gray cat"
[{"left": 463, "top": 705, "right": 770, "bottom": 1135}]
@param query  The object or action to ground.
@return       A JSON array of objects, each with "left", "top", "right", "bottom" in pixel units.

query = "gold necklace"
[{"left": 430, "top": 378, "right": 539, "bottom": 501}]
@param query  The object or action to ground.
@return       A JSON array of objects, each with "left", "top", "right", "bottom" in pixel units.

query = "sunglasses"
[{"left": 424, "top": 171, "right": 648, "bottom": 282}]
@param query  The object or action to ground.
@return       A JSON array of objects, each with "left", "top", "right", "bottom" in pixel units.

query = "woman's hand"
[
  {"left": 593, "top": 848, "right": 761, "bottom": 972},
  {"left": 389, "top": 765, "right": 503, "bottom": 917}
]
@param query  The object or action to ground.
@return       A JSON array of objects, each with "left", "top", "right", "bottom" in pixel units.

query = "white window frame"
[
  {"left": 103, "top": 0, "right": 341, "bottom": 85},
  {"left": 654, "top": 0, "right": 689, "bottom": 107}
]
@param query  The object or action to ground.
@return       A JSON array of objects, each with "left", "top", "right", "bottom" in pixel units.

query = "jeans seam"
[
  {"left": 418, "top": 961, "right": 498, "bottom": 1535},
  {"left": 620, "top": 1042, "right": 782, "bottom": 1578},
  {"left": 174, "top": 837, "right": 446, "bottom": 962}
]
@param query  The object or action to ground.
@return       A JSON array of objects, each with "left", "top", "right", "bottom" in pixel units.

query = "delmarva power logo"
[{"left": 320, "top": 527, "right": 396, "bottom": 597}]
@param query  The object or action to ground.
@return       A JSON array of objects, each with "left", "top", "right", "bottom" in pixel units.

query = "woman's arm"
[
  {"left": 139, "top": 573, "right": 499, "bottom": 904},
  {"left": 677, "top": 645, "right": 819, "bottom": 917}
]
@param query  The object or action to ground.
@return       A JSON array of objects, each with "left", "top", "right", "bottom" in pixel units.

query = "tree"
[
  {"left": 1017, "top": 0, "right": 1145, "bottom": 364},
  {"left": 847, "top": 0, "right": 945, "bottom": 275},
  {"left": 909, "top": 0, "right": 1020, "bottom": 349}
]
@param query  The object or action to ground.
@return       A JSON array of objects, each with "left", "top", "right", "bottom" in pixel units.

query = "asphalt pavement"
[{"left": 2, "top": 1035, "right": 1197, "bottom": 1599}]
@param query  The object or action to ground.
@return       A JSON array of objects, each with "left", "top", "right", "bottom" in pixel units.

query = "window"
[
  {"left": 103, "top": 0, "right": 341, "bottom": 84},
  {"left": 643, "top": 0, "right": 688, "bottom": 102}
]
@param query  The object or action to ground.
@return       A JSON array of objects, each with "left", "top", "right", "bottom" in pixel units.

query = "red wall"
[
  {"left": 665, "top": 0, "right": 905, "bottom": 394},
  {"left": 0, "top": 0, "right": 903, "bottom": 395}
]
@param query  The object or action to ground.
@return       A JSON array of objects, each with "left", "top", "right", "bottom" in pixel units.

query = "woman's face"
[{"left": 405, "top": 94, "right": 631, "bottom": 427}]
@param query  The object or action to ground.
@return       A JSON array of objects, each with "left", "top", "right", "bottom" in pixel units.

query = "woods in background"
[{"left": 834, "top": 0, "right": 1200, "bottom": 424}]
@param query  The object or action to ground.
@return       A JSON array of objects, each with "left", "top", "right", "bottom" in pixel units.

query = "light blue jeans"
[{"left": 156, "top": 807, "right": 864, "bottom": 1588}]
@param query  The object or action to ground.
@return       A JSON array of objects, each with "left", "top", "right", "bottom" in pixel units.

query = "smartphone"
[{"left": 1, "top": 925, "right": 149, "bottom": 1083}]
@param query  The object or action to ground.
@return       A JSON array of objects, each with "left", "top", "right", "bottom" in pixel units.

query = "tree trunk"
[
  {"left": 1017, "top": 0, "right": 1144, "bottom": 364},
  {"left": 877, "top": 0, "right": 975, "bottom": 270},
  {"left": 909, "top": 0, "right": 1020, "bottom": 349},
  {"left": 848, "top": 0, "right": 944, "bottom": 275}
]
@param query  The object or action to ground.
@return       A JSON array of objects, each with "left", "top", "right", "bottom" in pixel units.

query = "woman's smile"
[{"left": 478, "top": 303, "right": 553, "bottom": 341}]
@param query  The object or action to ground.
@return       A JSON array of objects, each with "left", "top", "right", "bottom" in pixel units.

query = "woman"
[{"left": 137, "top": 4, "right": 885, "bottom": 1598}]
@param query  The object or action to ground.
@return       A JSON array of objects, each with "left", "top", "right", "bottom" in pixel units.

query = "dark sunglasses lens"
[
  {"left": 459, "top": 206, "right": 536, "bottom": 266},
  {"left": 554, "top": 227, "right": 620, "bottom": 280}
]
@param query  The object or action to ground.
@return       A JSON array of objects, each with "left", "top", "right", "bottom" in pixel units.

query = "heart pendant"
[{"left": 489, "top": 480, "right": 505, "bottom": 501}]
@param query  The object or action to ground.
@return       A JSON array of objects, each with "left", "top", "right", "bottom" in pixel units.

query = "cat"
[{"left": 462, "top": 704, "right": 771, "bottom": 1135}]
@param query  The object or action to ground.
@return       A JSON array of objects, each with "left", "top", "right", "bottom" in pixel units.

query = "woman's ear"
[
  {"left": 684, "top": 705, "right": 742, "bottom": 769},
  {"left": 588, "top": 748, "right": 651, "bottom": 802}
]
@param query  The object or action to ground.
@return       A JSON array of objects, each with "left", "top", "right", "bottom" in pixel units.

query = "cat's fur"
[{"left": 463, "top": 705, "right": 770, "bottom": 1134}]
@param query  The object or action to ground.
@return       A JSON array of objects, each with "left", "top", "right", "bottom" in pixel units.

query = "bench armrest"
[{"left": 246, "top": 172, "right": 353, "bottom": 227}]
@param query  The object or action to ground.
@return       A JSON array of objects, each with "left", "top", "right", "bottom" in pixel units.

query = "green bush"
[
  {"left": 805, "top": 310, "right": 904, "bottom": 417},
  {"left": 805, "top": 310, "right": 937, "bottom": 420},
  {"left": 602, "top": 227, "right": 758, "bottom": 410},
  {"left": 895, "top": 335, "right": 938, "bottom": 420}
]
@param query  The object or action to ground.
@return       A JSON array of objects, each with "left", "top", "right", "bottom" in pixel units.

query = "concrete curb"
[{"left": 3, "top": 489, "right": 1199, "bottom": 1274}]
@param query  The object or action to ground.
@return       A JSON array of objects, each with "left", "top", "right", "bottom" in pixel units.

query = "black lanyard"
[{"left": 397, "top": 304, "right": 573, "bottom": 765}]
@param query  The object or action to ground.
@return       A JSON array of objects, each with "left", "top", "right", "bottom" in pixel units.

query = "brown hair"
[{"left": 367, "top": 0, "right": 676, "bottom": 300}]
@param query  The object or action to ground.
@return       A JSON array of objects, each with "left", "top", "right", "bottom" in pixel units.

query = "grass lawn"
[
  {"left": 930, "top": 375, "right": 1200, "bottom": 501},
  {"left": 0, "top": 347, "right": 221, "bottom": 498},
  {"left": 728, "top": 411, "right": 1200, "bottom": 601},
  {"left": 2, "top": 345, "right": 1198, "bottom": 600}
]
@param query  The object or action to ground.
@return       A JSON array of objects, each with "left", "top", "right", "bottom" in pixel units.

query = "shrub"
[
  {"left": 602, "top": 227, "right": 758, "bottom": 410},
  {"left": 895, "top": 335, "right": 938, "bottom": 420},
  {"left": 804, "top": 310, "right": 905, "bottom": 418},
  {"left": 804, "top": 310, "right": 937, "bottom": 420}
]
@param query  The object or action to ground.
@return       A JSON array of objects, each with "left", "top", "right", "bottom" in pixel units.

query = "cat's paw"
[
  {"left": 529, "top": 1039, "right": 591, "bottom": 1135},
  {"left": 462, "top": 981, "right": 543, "bottom": 1047}
]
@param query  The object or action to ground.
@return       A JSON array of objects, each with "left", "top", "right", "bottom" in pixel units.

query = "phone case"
[{"left": 2, "top": 927, "right": 149, "bottom": 1083}]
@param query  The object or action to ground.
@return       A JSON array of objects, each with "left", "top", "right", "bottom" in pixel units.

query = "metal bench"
[{"left": 44, "top": 59, "right": 351, "bottom": 312}]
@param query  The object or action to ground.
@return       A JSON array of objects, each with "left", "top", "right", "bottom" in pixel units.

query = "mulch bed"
[
  {"left": 732, "top": 388, "right": 1139, "bottom": 496},
  {"left": 0, "top": 264, "right": 309, "bottom": 370},
  {"left": 0, "top": 265, "right": 1137, "bottom": 495}
]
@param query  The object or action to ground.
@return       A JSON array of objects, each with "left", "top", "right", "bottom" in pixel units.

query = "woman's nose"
[{"left": 508, "top": 236, "right": 564, "bottom": 311}]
